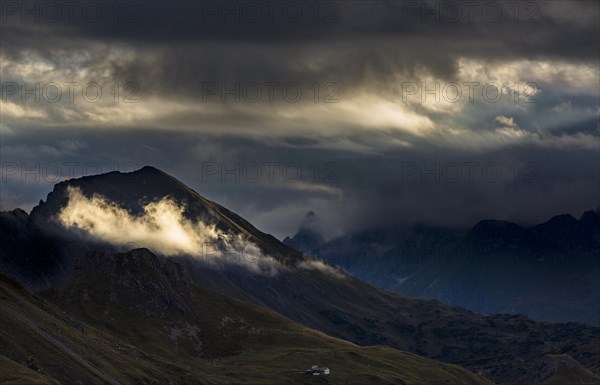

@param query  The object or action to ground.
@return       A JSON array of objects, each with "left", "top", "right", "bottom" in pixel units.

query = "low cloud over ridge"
[{"left": 58, "top": 186, "right": 278, "bottom": 274}]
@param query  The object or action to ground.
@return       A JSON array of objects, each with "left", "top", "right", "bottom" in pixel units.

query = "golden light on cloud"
[
  {"left": 0, "top": 101, "right": 48, "bottom": 119},
  {"left": 276, "top": 94, "right": 435, "bottom": 136},
  {"left": 457, "top": 58, "right": 599, "bottom": 94},
  {"left": 57, "top": 187, "right": 277, "bottom": 273},
  {"left": 57, "top": 187, "right": 344, "bottom": 278}
]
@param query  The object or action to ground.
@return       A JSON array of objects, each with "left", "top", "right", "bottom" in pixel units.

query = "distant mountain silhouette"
[{"left": 285, "top": 210, "right": 600, "bottom": 325}]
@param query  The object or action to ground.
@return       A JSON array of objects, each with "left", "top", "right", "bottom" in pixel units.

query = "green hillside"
[
  {"left": 1, "top": 249, "right": 494, "bottom": 385},
  {"left": 533, "top": 355, "right": 600, "bottom": 385}
]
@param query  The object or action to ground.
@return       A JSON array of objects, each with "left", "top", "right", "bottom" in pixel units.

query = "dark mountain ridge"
[
  {"left": 285, "top": 209, "right": 600, "bottom": 325},
  {"left": 30, "top": 166, "right": 301, "bottom": 265},
  {"left": 1, "top": 166, "right": 599, "bottom": 384}
]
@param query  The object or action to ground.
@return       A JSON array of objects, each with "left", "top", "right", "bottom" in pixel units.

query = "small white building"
[{"left": 305, "top": 365, "right": 330, "bottom": 375}]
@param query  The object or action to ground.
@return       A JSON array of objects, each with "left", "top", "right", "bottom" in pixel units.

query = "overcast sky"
[{"left": 1, "top": 0, "right": 598, "bottom": 239}]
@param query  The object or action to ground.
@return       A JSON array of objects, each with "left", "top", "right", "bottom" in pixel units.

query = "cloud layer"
[
  {"left": 58, "top": 186, "right": 278, "bottom": 274},
  {"left": 1, "top": 0, "right": 598, "bottom": 238}
]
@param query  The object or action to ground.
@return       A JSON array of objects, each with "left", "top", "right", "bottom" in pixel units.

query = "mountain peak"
[
  {"left": 29, "top": 166, "right": 195, "bottom": 224},
  {"left": 469, "top": 219, "right": 524, "bottom": 235},
  {"left": 580, "top": 210, "right": 599, "bottom": 223},
  {"left": 139, "top": 165, "right": 161, "bottom": 172},
  {"left": 474, "top": 219, "right": 514, "bottom": 227},
  {"left": 546, "top": 213, "right": 578, "bottom": 225},
  {"left": 135, "top": 165, "right": 172, "bottom": 177},
  {"left": 464, "top": 219, "right": 536, "bottom": 251},
  {"left": 29, "top": 167, "right": 303, "bottom": 266},
  {"left": 0, "top": 207, "right": 29, "bottom": 221}
]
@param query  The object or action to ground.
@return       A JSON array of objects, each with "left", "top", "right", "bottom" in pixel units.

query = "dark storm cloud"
[
  {"left": 1, "top": 0, "right": 598, "bottom": 237},
  {"left": 3, "top": 1, "right": 598, "bottom": 49},
  {"left": 1, "top": 1, "right": 598, "bottom": 91}
]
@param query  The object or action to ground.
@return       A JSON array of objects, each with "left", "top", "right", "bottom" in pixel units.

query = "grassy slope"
[
  {"left": 0, "top": 355, "right": 60, "bottom": 385},
  {"left": 0, "top": 273, "right": 210, "bottom": 385},
  {"left": 536, "top": 355, "right": 600, "bottom": 385},
  {"left": 1, "top": 261, "right": 494, "bottom": 385}
]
